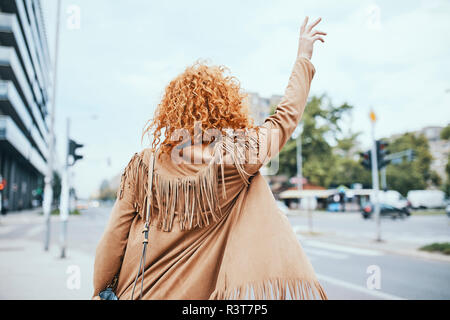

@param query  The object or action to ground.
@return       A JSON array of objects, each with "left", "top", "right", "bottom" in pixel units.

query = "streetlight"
[
  {"left": 42, "top": 0, "right": 62, "bottom": 251},
  {"left": 292, "top": 123, "right": 304, "bottom": 192}
]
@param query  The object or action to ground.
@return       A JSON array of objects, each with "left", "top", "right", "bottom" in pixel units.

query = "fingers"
[
  {"left": 312, "top": 35, "right": 325, "bottom": 43},
  {"left": 311, "top": 30, "right": 327, "bottom": 37},
  {"left": 300, "top": 16, "right": 309, "bottom": 34},
  {"left": 307, "top": 17, "right": 322, "bottom": 32}
]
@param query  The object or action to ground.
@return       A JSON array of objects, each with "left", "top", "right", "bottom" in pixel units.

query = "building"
[
  {"left": 246, "top": 92, "right": 282, "bottom": 125},
  {"left": 0, "top": 0, "right": 51, "bottom": 212},
  {"left": 389, "top": 125, "right": 450, "bottom": 182},
  {"left": 418, "top": 126, "right": 449, "bottom": 181}
]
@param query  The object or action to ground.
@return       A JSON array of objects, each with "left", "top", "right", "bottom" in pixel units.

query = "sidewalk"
[
  {"left": 0, "top": 239, "right": 94, "bottom": 299},
  {"left": 0, "top": 209, "right": 94, "bottom": 299}
]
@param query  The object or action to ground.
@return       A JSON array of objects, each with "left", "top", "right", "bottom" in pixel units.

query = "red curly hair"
[{"left": 142, "top": 60, "right": 255, "bottom": 154}]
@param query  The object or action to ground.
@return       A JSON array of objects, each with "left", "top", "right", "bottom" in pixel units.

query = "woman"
[{"left": 93, "top": 16, "right": 327, "bottom": 300}]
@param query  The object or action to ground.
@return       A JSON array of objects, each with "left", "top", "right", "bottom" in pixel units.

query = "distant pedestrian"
[{"left": 93, "top": 16, "right": 327, "bottom": 300}]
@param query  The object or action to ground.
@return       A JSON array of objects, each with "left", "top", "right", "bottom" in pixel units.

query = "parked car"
[
  {"left": 361, "top": 202, "right": 410, "bottom": 219},
  {"left": 407, "top": 190, "right": 446, "bottom": 209}
]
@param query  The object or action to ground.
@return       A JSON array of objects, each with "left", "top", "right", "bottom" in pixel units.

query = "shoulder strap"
[
  {"left": 145, "top": 150, "right": 156, "bottom": 226},
  {"left": 131, "top": 149, "right": 156, "bottom": 300}
]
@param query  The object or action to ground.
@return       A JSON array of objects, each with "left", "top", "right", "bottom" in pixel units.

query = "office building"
[{"left": 0, "top": 0, "right": 51, "bottom": 211}]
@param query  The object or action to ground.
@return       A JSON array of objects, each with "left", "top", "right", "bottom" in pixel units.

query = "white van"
[
  {"left": 407, "top": 190, "right": 446, "bottom": 209},
  {"left": 370, "top": 190, "right": 408, "bottom": 209}
]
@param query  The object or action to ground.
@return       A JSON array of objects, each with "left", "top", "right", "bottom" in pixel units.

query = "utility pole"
[
  {"left": 42, "top": 0, "right": 62, "bottom": 251},
  {"left": 369, "top": 110, "right": 382, "bottom": 242},
  {"left": 381, "top": 167, "right": 387, "bottom": 191},
  {"left": 296, "top": 123, "right": 304, "bottom": 192},
  {"left": 59, "top": 118, "right": 70, "bottom": 258}
]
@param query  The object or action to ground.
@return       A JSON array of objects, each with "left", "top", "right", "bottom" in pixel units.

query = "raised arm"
[{"left": 243, "top": 17, "right": 326, "bottom": 172}]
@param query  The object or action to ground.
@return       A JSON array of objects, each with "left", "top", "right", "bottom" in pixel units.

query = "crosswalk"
[
  {"left": 302, "top": 239, "right": 384, "bottom": 257},
  {"left": 290, "top": 224, "right": 410, "bottom": 300}
]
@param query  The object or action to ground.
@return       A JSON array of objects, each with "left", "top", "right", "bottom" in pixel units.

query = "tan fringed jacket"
[{"left": 93, "top": 56, "right": 327, "bottom": 300}]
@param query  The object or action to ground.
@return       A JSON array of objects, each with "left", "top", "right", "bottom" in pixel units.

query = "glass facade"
[{"left": 0, "top": 0, "right": 51, "bottom": 212}]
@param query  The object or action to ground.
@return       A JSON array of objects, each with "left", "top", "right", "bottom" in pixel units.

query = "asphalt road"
[{"left": 0, "top": 206, "right": 449, "bottom": 300}]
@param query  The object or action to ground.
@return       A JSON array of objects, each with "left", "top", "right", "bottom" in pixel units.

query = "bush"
[{"left": 419, "top": 242, "right": 450, "bottom": 255}]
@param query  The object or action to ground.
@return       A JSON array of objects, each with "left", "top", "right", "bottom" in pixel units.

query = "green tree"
[
  {"left": 385, "top": 132, "right": 433, "bottom": 196},
  {"left": 277, "top": 95, "right": 354, "bottom": 188},
  {"left": 441, "top": 124, "right": 450, "bottom": 196},
  {"left": 440, "top": 124, "right": 450, "bottom": 140},
  {"left": 98, "top": 179, "right": 117, "bottom": 201}
]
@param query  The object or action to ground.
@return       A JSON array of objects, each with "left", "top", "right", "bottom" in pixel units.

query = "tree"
[
  {"left": 277, "top": 94, "right": 354, "bottom": 188},
  {"left": 441, "top": 124, "right": 450, "bottom": 196},
  {"left": 329, "top": 156, "right": 372, "bottom": 188},
  {"left": 384, "top": 132, "right": 433, "bottom": 196},
  {"left": 98, "top": 179, "right": 116, "bottom": 201},
  {"left": 440, "top": 124, "right": 450, "bottom": 140}
]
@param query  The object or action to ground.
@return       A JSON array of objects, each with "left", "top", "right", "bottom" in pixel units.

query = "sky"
[{"left": 41, "top": 0, "right": 450, "bottom": 198}]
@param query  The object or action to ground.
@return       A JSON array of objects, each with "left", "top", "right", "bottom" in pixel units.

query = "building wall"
[
  {"left": 247, "top": 92, "right": 282, "bottom": 126},
  {"left": 0, "top": 0, "right": 50, "bottom": 212},
  {"left": 419, "top": 126, "right": 450, "bottom": 181}
]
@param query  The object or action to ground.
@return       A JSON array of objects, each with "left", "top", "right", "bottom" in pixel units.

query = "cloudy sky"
[{"left": 41, "top": 0, "right": 450, "bottom": 198}]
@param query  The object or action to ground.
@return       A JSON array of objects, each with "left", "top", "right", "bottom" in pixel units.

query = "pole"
[
  {"left": 59, "top": 117, "right": 70, "bottom": 258},
  {"left": 381, "top": 167, "right": 387, "bottom": 191},
  {"left": 42, "top": 0, "right": 62, "bottom": 251},
  {"left": 370, "top": 111, "right": 381, "bottom": 242},
  {"left": 296, "top": 135, "right": 303, "bottom": 191},
  {"left": 296, "top": 128, "right": 303, "bottom": 192},
  {"left": 296, "top": 125, "right": 305, "bottom": 219}
]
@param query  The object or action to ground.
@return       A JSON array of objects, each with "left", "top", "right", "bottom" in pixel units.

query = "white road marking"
[
  {"left": 25, "top": 225, "right": 44, "bottom": 238},
  {"left": 303, "top": 240, "right": 384, "bottom": 256},
  {"left": 316, "top": 273, "right": 406, "bottom": 300},
  {"left": 304, "top": 247, "right": 349, "bottom": 260},
  {"left": 0, "top": 225, "right": 15, "bottom": 235},
  {"left": 292, "top": 225, "right": 306, "bottom": 233}
]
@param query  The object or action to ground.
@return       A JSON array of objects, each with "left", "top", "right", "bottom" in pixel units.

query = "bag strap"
[{"left": 131, "top": 149, "right": 156, "bottom": 300}]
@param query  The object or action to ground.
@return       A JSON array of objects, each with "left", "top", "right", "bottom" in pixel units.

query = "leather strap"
[{"left": 131, "top": 149, "right": 156, "bottom": 300}]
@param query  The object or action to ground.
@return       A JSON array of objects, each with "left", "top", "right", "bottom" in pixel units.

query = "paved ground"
[
  {"left": 289, "top": 211, "right": 450, "bottom": 300},
  {"left": 0, "top": 207, "right": 449, "bottom": 300}
]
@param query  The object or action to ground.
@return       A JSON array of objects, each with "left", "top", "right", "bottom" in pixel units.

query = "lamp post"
[
  {"left": 43, "top": 0, "right": 62, "bottom": 251},
  {"left": 294, "top": 123, "right": 304, "bottom": 192},
  {"left": 369, "top": 109, "right": 382, "bottom": 242}
]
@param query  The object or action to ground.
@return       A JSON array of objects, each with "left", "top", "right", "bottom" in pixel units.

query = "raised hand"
[{"left": 297, "top": 17, "right": 327, "bottom": 60}]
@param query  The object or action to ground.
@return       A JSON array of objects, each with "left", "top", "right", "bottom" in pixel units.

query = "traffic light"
[
  {"left": 68, "top": 139, "right": 83, "bottom": 166},
  {"left": 360, "top": 150, "right": 372, "bottom": 170},
  {"left": 376, "top": 140, "right": 390, "bottom": 169}
]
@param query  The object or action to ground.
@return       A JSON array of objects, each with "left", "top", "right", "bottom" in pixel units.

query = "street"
[{"left": 0, "top": 207, "right": 449, "bottom": 300}]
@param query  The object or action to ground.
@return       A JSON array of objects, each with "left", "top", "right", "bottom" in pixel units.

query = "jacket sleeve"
[
  {"left": 241, "top": 56, "right": 316, "bottom": 175},
  {"left": 92, "top": 153, "right": 140, "bottom": 297}
]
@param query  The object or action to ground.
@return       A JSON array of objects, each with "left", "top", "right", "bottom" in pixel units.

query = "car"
[{"left": 361, "top": 202, "right": 410, "bottom": 219}]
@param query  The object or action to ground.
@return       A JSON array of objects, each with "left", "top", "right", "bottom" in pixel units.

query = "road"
[
  {"left": 0, "top": 206, "right": 449, "bottom": 299},
  {"left": 289, "top": 211, "right": 450, "bottom": 299}
]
